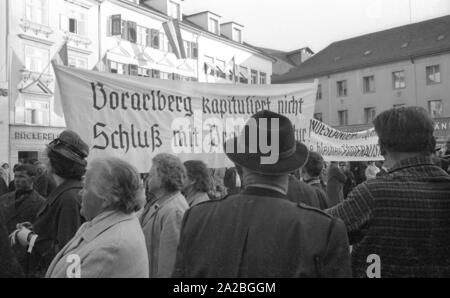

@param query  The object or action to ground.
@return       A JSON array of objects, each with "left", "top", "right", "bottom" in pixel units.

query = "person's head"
[
  {"left": 302, "top": 151, "right": 324, "bottom": 180},
  {"left": 373, "top": 107, "right": 434, "bottom": 166},
  {"left": 223, "top": 110, "right": 309, "bottom": 185},
  {"left": 14, "top": 164, "right": 37, "bottom": 191},
  {"left": 31, "top": 160, "right": 47, "bottom": 176},
  {"left": 46, "top": 130, "right": 89, "bottom": 181},
  {"left": 147, "top": 153, "right": 186, "bottom": 195},
  {"left": 80, "top": 157, "right": 144, "bottom": 221},
  {"left": 183, "top": 160, "right": 213, "bottom": 194},
  {"left": 2, "top": 163, "right": 9, "bottom": 170}
]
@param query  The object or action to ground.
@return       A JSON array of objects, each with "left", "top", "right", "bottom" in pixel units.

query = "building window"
[
  {"left": 251, "top": 69, "right": 258, "bottom": 84},
  {"left": 204, "top": 55, "right": 215, "bottom": 76},
  {"left": 109, "top": 61, "right": 127, "bottom": 74},
  {"left": 138, "top": 67, "right": 151, "bottom": 77},
  {"left": 136, "top": 26, "right": 147, "bottom": 46},
  {"left": 337, "top": 80, "right": 347, "bottom": 97},
  {"left": 152, "top": 69, "right": 161, "bottom": 79},
  {"left": 216, "top": 59, "right": 226, "bottom": 78},
  {"left": 25, "top": 100, "right": 49, "bottom": 126},
  {"left": 60, "top": 5, "right": 87, "bottom": 36},
  {"left": 428, "top": 100, "right": 443, "bottom": 118},
  {"left": 209, "top": 18, "right": 219, "bottom": 34},
  {"left": 392, "top": 71, "right": 406, "bottom": 89},
  {"left": 314, "top": 113, "right": 323, "bottom": 122},
  {"left": 168, "top": 1, "right": 180, "bottom": 19},
  {"left": 159, "top": 32, "right": 169, "bottom": 51},
  {"left": 128, "top": 64, "right": 138, "bottom": 76},
  {"left": 68, "top": 56, "right": 88, "bottom": 69},
  {"left": 316, "top": 84, "right": 322, "bottom": 100},
  {"left": 426, "top": 65, "right": 441, "bottom": 85},
  {"left": 183, "top": 41, "right": 198, "bottom": 59},
  {"left": 25, "top": 0, "right": 48, "bottom": 25},
  {"left": 338, "top": 110, "right": 348, "bottom": 126},
  {"left": 233, "top": 28, "right": 242, "bottom": 43},
  {"left": 364, "top": 107, "right": 376, "bottom": 124},
  {"left": 260, "top": 72, "right": 267, "bottom": 84},
  {"left": 111, "top": 15, "right": 122, "bottom": 36},
  {"left": 160, "top": 71, "right": 172, "bottom": 80},
  {"left": 363, "top": 75, "right": 375, "bottom": 93},
  {"left": 25, "top": 45, "right": 49, "bottom": 73},
  {"left": 239, "top": 66, "right": 249, "bottom": 84}
]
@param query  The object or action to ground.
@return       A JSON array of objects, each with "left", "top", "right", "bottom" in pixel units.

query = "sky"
[{"left": 183, "top": 0, "right": 450, "bottom": 53}]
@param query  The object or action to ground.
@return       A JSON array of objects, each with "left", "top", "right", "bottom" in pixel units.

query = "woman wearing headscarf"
[
  {"left": 46, "top": 157, "right": 148, "bottom": 278},
  {"left": 11, "top": 130, "right": 89, "bottom": 277},
  {"left": 183, "top": 160, "right": 213, "bottom": 207}
]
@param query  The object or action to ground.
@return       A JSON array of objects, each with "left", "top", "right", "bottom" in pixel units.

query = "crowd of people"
[{"left": 1, "top": 106, "right": 450, "bottom": 278}]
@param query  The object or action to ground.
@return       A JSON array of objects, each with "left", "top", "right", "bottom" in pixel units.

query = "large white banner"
[
  {"left": 54, "top": 65, "right": 382, "bottom": 173},
  {"left": 308, "top": 119, "right": 383, "bottom": 162}
]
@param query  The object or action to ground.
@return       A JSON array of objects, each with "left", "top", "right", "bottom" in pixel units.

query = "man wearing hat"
[
  {"left": 173, "top": 111, "right": 351, "bottom": 277},
  {"left": 11, "top": 130, "right": 89, "bottom": 277}
]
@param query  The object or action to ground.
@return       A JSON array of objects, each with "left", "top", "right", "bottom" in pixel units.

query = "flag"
[
  {"left": 52, "top": 41, "right": 69, "bottom": 118},
  {"left": 162, "top": 19, "right": 186, "bottom": 59},
  {"left": 52, "top": 41, "right": 69, "bottom": 66},
  {"left": 92, "top": 54, "right": 107, "bottom": 72},
  {"left": 9, "top": 50, "right": 25, "bottom": 107}
]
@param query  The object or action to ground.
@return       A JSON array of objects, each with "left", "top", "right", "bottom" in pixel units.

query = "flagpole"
[{"left": 21, "top": 39, "right": 68, "bottom": 91}]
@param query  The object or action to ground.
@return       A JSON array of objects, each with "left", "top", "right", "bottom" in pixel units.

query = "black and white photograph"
[{"left": 0, "top": 0, "right": 450, "bottom": 285}]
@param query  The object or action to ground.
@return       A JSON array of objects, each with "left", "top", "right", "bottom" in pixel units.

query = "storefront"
[{"left": 9, "top": 125, "right": 66, "bottom": 165}]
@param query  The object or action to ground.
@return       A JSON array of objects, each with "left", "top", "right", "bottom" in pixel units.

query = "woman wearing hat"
[{"left": 11, "top": 130, "right": 89, "bottom": 277}]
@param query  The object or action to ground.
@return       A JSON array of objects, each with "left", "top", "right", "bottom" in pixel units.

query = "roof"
[
  {"left": 257, "top": 47, "right": 296, "bottom": 66},
  {"left": 185, "top": 10, "right": 221, "bottom": 18},
  {"left": 181, "top": 18, "right": 275, "bottom": 62},
  {"left": 273, "top": 15, "right": 450, "bottom": 83},
  {"left": 221, "top": 21, "right": 244, "bottom": 27},
  {"left": 133, "top": 1, "right": 274, "bottom": 61}
]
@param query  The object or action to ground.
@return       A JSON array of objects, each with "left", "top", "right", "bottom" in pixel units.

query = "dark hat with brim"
[
  {"left": 47, "top": 130, "right": 89, "bottom": 164},
  {"left": 224, "top": 110, "right": 309, "bottom": 175}
]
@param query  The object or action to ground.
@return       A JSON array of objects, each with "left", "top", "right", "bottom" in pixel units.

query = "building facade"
[
  {"left": 273, "top": 15, "right": 450, "bottom": 144},
  {"left": 1, "top": 0, "right": 100, "bottom": 167},
  {"left": 0, "top": 0, "right": 274, "bottom": 169}
]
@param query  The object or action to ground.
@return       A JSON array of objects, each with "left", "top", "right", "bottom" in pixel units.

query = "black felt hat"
[{"left": 224, "top": 110, "right": 309, "bottom": 175}]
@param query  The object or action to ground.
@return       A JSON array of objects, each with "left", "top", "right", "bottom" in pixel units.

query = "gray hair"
[
  {"left": 87, "top": 157, "right": 145, "bottom": 213},
  {"left": 152, "top": 153, "right": 186, "bottom": 192}
]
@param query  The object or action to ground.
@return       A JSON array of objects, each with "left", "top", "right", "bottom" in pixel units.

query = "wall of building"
[
  {"left": 0, "top": 0, "right": 9, "bottom": 166},
  {"left": 198, "top": 35, "right": 272, "bottom": 84},
  {"left": 2, "top": 0, "right": 100, "bottom": 166},
  {"left": 311, "top": 52, "right": 450, "bottom": 126},
  {"left": 1, "top": 0, "right": 273, "bottom": 166},
  {"left": 100, "top": 0, "right": 200, "bottom": 79},
  {"left": 101, "top": 0, "right": 273, "bottom": 84}
]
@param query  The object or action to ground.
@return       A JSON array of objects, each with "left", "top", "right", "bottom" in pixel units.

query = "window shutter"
[
  {"left": 127, "top": 21, "right": 137, "bottom": 43},
  {"left": 146, "top": 28, "right": 152, "bottom": 47},
  {"left": 59, "top": 14, "right": 68, "bottom": 31},
  {"left": 151, "top": 29, "right": 159, "bottom": 49},
  {"left": 111, "top": 14, "right": 122, "bottom": 36},
  {"left": 192, "top": 43, "right": 198, "bottom": 59},
  {"left": 121, "top": 20, "right": 128, "bottom": 40}
]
